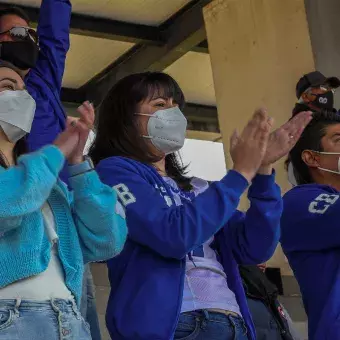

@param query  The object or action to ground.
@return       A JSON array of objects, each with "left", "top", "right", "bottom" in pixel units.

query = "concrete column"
[
  {"left": 203, "top": 0, "right": 315, "bottom": 272},
  {"left": 305, "top": 0, "right": 340, "bottom": 107},
  {"left": 203, "top": 0, "right": 314, "bottom": 194}
]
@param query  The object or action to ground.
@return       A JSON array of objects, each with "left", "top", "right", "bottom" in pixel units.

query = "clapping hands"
[
  {"left": 54, "top": 101, "right": 94, "bottom": 164},
  {"left": 230, "top": 109, "right": 312, "bottom": 182}
]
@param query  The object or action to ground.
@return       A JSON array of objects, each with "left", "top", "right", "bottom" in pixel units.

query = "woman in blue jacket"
[
  {"left": 0, "top": 63, "right": 127, "bottom": 340},
  {"left": 89, "top": 72, "right": 311, "bottom": 340}
]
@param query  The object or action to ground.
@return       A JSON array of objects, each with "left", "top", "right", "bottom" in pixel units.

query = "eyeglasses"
[{"left": 0, "top": 26, "right": 39, "bottom": 45}]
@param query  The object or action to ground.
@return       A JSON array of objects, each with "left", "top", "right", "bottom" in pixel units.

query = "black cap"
[{"left": 296, "top": 71, "right": 340, "bottom": 98}]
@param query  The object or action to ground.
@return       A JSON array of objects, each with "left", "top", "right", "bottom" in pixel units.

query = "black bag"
[{"left": 239, "top": 265, "right": 294, "bottom": 340}]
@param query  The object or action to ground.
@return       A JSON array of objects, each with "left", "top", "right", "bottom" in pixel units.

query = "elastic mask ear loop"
[
  {"left": 317, "top": 167, "right": 340, "bottom": 175},
  {"left": 135, "top": 113, "right": 153, "bottom": 117},
  {"left": 312, "top": 151, "right": 340, "bottom": 175},
  {"left": 134, "top": 113, "right": 153, "bottom": 140}
]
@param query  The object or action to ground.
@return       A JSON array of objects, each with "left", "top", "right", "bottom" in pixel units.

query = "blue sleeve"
[
  {"left": 281, "top": 186, "right": 340, "bottom": 251},
  {"left": 0, "top": 145, "right": 64, "bottom": 232},
  {"left": 69, "top": 170, "right": 127, "bottom": 264},
  {"left": 25, "top": 0, "right": 71, "bottom": 183},
  {"left": 96, "top": 162, "right": 249, "bottom": 259},
  {"left": 32, "top": 0, "right": 71, "bottom": 90},
  {"left": 224, "top": 172, "right": 282, "bottom": 265}
]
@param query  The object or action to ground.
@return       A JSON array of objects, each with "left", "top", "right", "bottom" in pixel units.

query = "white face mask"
[
  {"left": 136, "top": 106, "right": 187, "bottom": 155},
  {"left": 0, "top": 90, "right": 36, "bottom": 143},
  {"left": 313, "top": 151, "right": 340, "bottom": 175}
]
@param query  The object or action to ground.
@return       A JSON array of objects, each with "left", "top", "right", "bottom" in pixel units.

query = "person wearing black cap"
[
  {"left": 293, "top": 71, "right": 340, "bottom": 116},
  {"left": 288, "top": 72, "right": 340, "bottom": 185}
]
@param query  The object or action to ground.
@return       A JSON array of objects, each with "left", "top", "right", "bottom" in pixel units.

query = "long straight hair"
[
  {"left": 89, "top": 72, "right": 192, "bottom": 189},
  {"left": 0, "top": 137, "right": 27, "bottom": 168}
]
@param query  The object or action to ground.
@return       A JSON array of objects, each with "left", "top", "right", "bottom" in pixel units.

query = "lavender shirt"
[{"left": 163, "top": 177, "right": 241, "bottom": 315}]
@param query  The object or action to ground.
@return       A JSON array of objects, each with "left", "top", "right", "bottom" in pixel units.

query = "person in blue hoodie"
[
  {"left": 89, "top": 71, "right": 312, "bottom": 340},
  {"left": 0, "top": 2, "right": 70, "bottom": 164},
  {"left": 0, "top": 63, "right": 127, "bottom": 340},
  {"left": 282, "top": 111, "right": 340, "bottom": 340}
]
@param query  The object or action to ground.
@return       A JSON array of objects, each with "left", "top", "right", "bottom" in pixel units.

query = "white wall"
[{"left": 180, "top": 139, "right": 226, "bottom": 181}]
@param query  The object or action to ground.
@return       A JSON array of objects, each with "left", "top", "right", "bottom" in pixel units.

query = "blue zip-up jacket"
[
  {"left": 26, "top": 0, "right": 70, "bottom": 181},
  {"left": 96, "top": 156, "right": 282, "bottom": 340},
  {"left": 0, "top": 145, "right": 127, "bottom": 306},
  {"left": 281, "top": 184, "right": 340, "bottom": 340}
]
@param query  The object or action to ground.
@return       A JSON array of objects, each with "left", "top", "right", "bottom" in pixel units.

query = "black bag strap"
[{"left": 239, "top": 265, "right": 294, "bottom": 340}]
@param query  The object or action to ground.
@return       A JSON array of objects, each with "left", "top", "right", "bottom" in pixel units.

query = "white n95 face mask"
[
  {"left": 0, "top": 90, "right": 36, "bottom": 143},
  {"left": 313, "top": 151, "right": 340, "bottom": 175},
  {"left": 136, "top": 106, "right": 187, "bottom": 155}
]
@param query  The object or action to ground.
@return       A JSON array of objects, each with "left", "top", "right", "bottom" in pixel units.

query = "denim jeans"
[
  {"left": 174, "top": 310, "right": 249, "bottom": 340},
  {"left": 0, "top": 299, "right": 91, "bottom": 340},
  {"left": 81, "top": 264, "right": 101, "bottom": 340}
]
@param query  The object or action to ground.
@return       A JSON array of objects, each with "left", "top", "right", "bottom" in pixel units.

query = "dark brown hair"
[
  {"left": 0, "top": 138, "right": 27, "bottom": 168},
  {"left": 0, "top": 7, "right": 30, "bottom": 30},
  {"left": 89, "top": 72, "right": 192, "bottom": 189}
]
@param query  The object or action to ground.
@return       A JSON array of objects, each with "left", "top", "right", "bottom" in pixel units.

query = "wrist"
[
  {"left": 232, "top": 167, "right": 254, "bottom": 184},
  {"left": 68, "top": 156, "right": 94, "bottom": 177},
  {"left": 69, "top": 156, "right": 84, "bottom": 165},
  {"left": 257, "top": 164, "right": 273, "bottom": 175}
]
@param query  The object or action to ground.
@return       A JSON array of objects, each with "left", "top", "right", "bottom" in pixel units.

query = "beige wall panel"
[{"left": 203, "top": 0, "right": 315, "bottom": 269}]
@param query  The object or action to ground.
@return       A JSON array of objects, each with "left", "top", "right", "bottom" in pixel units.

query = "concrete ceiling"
[
  {"left": 63, "top": 35, "right": 134, "bottom": 88},
  {"left": 3, "top": 0, "right": 217, "bottom": 105},
  {"left": 2, "top": 0, "right": 218, "bottom": 138},
  {"left": 1, "top": 0, "right": 192, "bottom": 25},
  {"left": 63, "top": 33, "right": 216, "bottom": 105},
  {"left": 165, "top": 51, "right": 216, "bottom": 106}
]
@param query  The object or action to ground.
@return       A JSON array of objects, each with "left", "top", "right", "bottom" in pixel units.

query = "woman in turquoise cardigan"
[{"left": 0, "top": 63, "right": 127, "bottom": 340}]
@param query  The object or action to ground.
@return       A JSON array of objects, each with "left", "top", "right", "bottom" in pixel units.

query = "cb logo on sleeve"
[{"left": 308, "top": 193, "right": 339, "bottom": 214}]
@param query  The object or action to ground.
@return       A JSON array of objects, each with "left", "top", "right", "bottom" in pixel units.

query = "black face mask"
[
  {"left": 312, "top": 90, "right": 334, "bottom": 110},
  {"left": 0, "top": 40, "right": 39, "bottom": 70}
]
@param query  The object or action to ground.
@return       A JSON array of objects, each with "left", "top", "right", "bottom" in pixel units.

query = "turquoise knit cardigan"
[{"left": 0, "top": 145, "right": 127, "bottom": 305}]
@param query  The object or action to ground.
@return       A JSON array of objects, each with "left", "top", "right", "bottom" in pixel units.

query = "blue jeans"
[
  {"left": 81, "top": 264, "right": 101, "bottom": 340},
  {"left": 0, "top": 299, "right": 91, "bottom": 340},
  {"left": 174, "top": 310, "right": 248, "bottom": 340}
]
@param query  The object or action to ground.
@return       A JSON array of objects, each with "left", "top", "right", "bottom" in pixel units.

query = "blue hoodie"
[
  {"left": 96, "top": 156, "right": 282, "bottom": 340},
  {"left": 26, "top": 0, "right": 71, "bottom": 181},
  {"left": 281, "top": 184, "right": 340, "bottom": 340}
]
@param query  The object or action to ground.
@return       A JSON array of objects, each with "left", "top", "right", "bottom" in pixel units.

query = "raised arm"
[
  {"left": 25, "top": 0, "right": 72, "bottom": 177},
  {"left": 31, "top": 0, "right": 72, "bottom": 90}
]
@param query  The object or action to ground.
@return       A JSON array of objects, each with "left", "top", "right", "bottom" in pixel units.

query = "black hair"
[
  {"left": 0, "top": 7, "right": 30, "bottom": 30},
  {"left": 89, "top": 71, "right": 192, "bottom": 189},
  {"left": 0, "top": 137, "right": 27, "bottom": 168},
  {"left": 288, "top": 111, "right": 340, "bottom": 185}
]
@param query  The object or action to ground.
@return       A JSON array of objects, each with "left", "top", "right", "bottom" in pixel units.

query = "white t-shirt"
[{"left": 0, "top": 203, "right": 73, "bottom": 300}]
